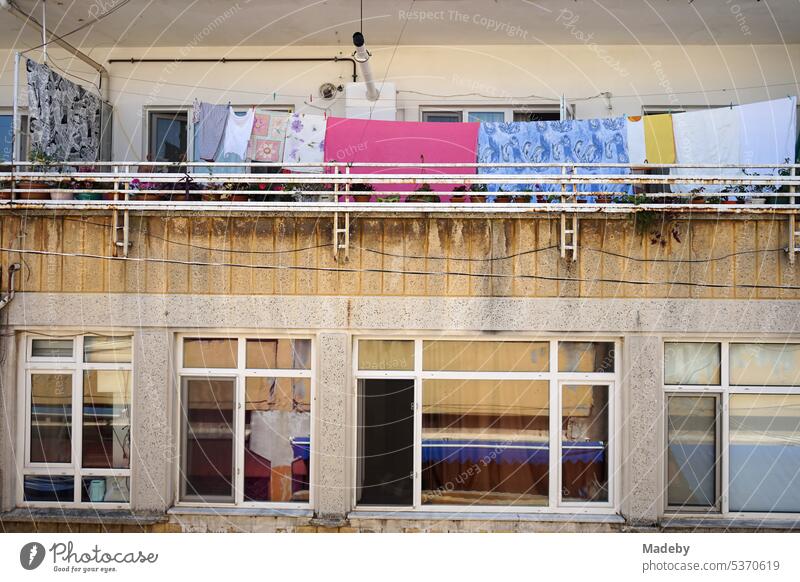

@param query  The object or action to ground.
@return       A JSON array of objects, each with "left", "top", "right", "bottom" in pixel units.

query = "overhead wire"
[
  {"left": 0, "top": 245, "right": 795, "bottom": 291},
  {"left": 45, "top": 215, "right": 791, "bottom": 265}
]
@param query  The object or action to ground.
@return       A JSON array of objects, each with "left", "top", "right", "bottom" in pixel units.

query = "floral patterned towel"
[
  {"left": 477, "top": 118, "right": 631, "bottom": 197},
  {"left": 247, "top": 110, "right": 289, "bottom": 162},
  {"left": 282, "top": 113, "right": 326, "bottom": 172}
]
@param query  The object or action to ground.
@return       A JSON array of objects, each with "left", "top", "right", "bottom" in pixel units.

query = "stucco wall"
[{"left": 0, "top": 214, "right": 795, "bottom": 299}]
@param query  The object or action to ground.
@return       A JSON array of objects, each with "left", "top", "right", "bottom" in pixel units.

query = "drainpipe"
[
  {"left": 1, "top": 0, "right": 109, "bottom": 100},
  {"left": 352, "top": 32, "right": 379, "bottom": 101},
  {"left": 0, "top": 264, "right": 21, "bottom": 313}
]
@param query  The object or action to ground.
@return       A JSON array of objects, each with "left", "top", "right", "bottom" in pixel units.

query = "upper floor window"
[
  {"left": 20, "top": 334, "right": 133, "bottom": 507},
  {"left": 0, "top": 112, "right": 30, "bottom": 162},
  {"left": 355, "top": 338, "right": 617, "bottom": 511},
  {"left": 177, "top": 336, "right": 313, "bottom": 506},
  {"left": 664, "top": 341, "right": 800, "bottom": 514},
  {"left": 149, "top": 110, "right": 188, "bottom": 163},
  {"left": 421, "top": 106, "right": 561, "bottom": 123}
]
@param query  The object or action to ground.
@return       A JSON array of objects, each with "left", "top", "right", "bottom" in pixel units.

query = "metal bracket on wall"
[
  {"left": 111, "top": 165, "right": 130, "bottom": 258},
  {"left": 789, "top": 169, "right": 798, "bottom": 265},
  {"left": 560, "top": 212, "right": 579, "bottom": 262},
  {"left": 333, "top": 166, "right": 350, "bottom": 261},
  {"left": 333, "top": 211, "right": 350, "bottom": 262}
]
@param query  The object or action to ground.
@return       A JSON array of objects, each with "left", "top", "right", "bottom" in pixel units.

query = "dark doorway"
[{"left": 357, "top": 379, "right": 415, "bottom": 506}]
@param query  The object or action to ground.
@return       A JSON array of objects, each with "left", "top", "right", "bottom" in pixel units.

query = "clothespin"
[
  {"left": 309, "top": 94, "right": 313, "bottom": 103},
  {"left": 273, "top": 92, "right": 276, "bottom": 101},
  {"left": 729, "top": 102, "right": 733, "bottom": 109}
]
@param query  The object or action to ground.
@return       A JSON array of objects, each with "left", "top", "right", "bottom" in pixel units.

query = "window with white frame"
[
  {"left": 664, "top": 341, "right": 800, "bottom": 514},
  {"left": 20, "top": 334, "right": 132, "bottom": 507},
  {"left": 421, "top": 106, "right": 562, "bottom": 123},
  {"left": 354, "top": 338, "right": 616, "bottom": 510},
  {"left": 177, "top": 336, "right": 312, "bottom": 506}
]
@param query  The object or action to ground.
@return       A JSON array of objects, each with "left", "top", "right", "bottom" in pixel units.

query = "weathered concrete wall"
[
  {"left": 0, "top": 214, "right": 795, "bottom": 299},
  {"left": 315, "top": 333, "right": 351, "bottom": 518},
  {"left": 132, "top": 330, "right": 174, "bottom": 512},
  {"left": 0, "top": 333, "right": 18, "bottom": 514}
]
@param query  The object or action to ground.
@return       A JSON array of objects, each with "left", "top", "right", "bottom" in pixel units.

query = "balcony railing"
[{"left": 1, "top": 161, "right": 798, "bottom": 213}]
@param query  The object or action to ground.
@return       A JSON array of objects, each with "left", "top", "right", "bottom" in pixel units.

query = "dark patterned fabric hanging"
[{"left": 26, "top": 59, "right": 101, "bottom": 162}]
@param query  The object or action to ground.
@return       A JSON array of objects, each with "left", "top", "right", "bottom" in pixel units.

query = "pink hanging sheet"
[{"left": 324, "top": 117, "right": 479, "bottom": 200}]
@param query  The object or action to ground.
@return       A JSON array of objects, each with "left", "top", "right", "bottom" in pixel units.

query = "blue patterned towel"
[{"left": 477, "top": 118, "right": 632, "bottom": 200}]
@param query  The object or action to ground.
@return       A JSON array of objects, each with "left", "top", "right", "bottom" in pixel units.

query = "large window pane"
[
  {"left": 422, "top": 379, "right": 549, "bottom": 506},
  {"left": 358, "top": 340, "right": 414, "bottom": 371},
  {"left": 667, "top": 396, "right": 718, "bottom": 508},
  {"left": 423, "top": 341, "right": 549, "bottom": 372},
  {"left": 561, "top": 385, "right": 609, "bottom": 502},
  {"left": 181, "top": 378, "right": 235, "bottom": 501},
  {"left": 0, "top": 114, "right": 11, "bottom": 161},
  {"left": 467, "top": 111, "right": 505, "bottom": 123},
  {"left": 31, "top": 338, "right": 73, "bottom": 359},
  {"left": 23, "top": 475, "right": 74, "bottom": 502},
  {"left": 730, "top": 344, "right": 800, "bottom": 386},
  {"left": 246, "top": 339, "right": 311, "bottom": 370},
  {"left": 558, "top": 342, "right": 615, "bottom": 373},
  {"left": 729, "top": 394, "right": 800, "bottom": 512},
  {"left": 243, "top": 377, "right": 311, "bottom": 502},
  {"left": 30, "top": 374, "right": 72, "bottom": 464},
  {"left": 82, "top": 371, "right": 131, "bottom": 469},
  {"left": 183, "top": 338, "right": 237, "bottom": 368},
  {"left": 357, "top": 379, "right": 415, "bottom": 506},
  {"left": 81, "top": 476, "right": 130, "bottom": 503},
  {"left": 150, "top": 111, "right": 187, "bottom": 163},
  {"left": 84, "top": 336, "right": 132, "bottom": 363},
  {"left": 664, "top": 343, "right": 721, "bottom": 385}
]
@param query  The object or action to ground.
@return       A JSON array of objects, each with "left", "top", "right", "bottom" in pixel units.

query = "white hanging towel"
[
  {"left": 626, "top": 116, "right": 647, "bottom": 165},
  {"left": 220, "top": 107, "right": 255, "bottom": 160},
  {"left": 282, "top": 113, "right": 326, "bottom": 172},
  {"left": 737, "top": 96, "right": 797, "bottom": 177},
  {"left": 670, "top": 106, "right": 741, "bottom": 194}
]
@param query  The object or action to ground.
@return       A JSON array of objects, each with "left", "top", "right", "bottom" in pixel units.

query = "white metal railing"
[{"left": 1, "top": 161, "right": 798, "bottom": 211}]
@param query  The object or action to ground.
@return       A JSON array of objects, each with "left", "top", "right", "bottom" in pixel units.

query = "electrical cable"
[
  {"left": 1, "top": 246, "right": 796, "bottom": 291},
  {"left": 50, "top": 215, "right": 790, "bottom": 265}
]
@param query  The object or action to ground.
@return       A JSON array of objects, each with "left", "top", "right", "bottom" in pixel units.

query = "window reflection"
[
  {"left": 422, "top": 379, "right": 549, "bottom": 506},
  {"left": 30, "top": 374, "right": 72, "bottom": 464},
  {"left": 561, "top": 385, "right": 609, "bottom": 502}
]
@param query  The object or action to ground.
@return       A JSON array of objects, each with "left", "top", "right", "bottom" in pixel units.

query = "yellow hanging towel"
[{"left": 644, "top": 113, "right": 676, "bottom": 164}]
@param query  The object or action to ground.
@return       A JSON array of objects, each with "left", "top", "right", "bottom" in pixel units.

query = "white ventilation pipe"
[{"left": 352, "top": 32, "right": 379, "bottom": 101}]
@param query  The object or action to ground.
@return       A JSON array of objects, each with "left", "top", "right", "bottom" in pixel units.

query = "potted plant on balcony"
[
  {"left": 130, "top": 177, "right": 163, "bottom": 201},
  {"left": 406, "top": 183, "right": 437, "bottom": 203},
  {"left": 346, "top": 182, "right": 373, "bottom": 203},
  {"left": 469, "top": 183, "right": 488, "bottom": 203},
  {"left": 450, "top": 184, "right": 469, "bottom": 203},
  {"left": 17, "top": 147, "right": 56, "bottom": 200}
]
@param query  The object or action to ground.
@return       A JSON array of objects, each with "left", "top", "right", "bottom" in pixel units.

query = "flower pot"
[
  {"left": 230, "top": 194, "right": 249, "bottom": 202},
  {"left": 50, "top": 191, "right": 74, "bottom": 200},
  {"left": 494, "top": 195, "right": 512, "bottom": 204},
  {"left": 74, "top": 192, "right": 103, "bottom": 201},
  {"left": 723, "top": 199, "right": 739, "bottom": 205},
  {"left": 747, "top": 197, "right": 767, "bottom": 205},
  {"left": 449, "top": 195, "right": 469, "bottom": 203},
  {"left": 691, "top": 196, "right": 705, "bottom": 204},
  {"left": 0, "top": 184, "right": 10, "bottom": 200},
  {"left": 512, "top": 195, "right": 530, "bottom": 203},
  {"left": 15, "top": 179, "right": 50, "bottom": 200},
  {"left": 353, "top": 194, "right": 372, "bottom": 203}
]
